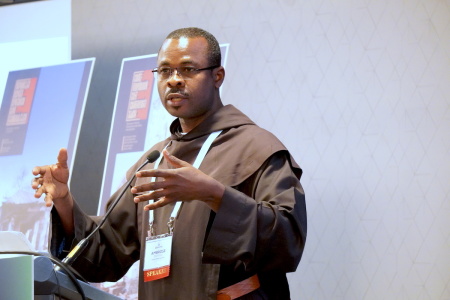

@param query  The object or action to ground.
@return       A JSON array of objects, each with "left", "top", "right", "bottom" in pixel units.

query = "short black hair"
[{"left": 165, "top": 27, "right": 221, "bottom": 66}]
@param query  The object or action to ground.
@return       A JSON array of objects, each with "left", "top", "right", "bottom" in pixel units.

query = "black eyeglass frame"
[{"left": 151, "top": 65, "right": 220, "bottom": 79}]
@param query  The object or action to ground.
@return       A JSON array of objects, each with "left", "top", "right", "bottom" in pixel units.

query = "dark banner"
[{"left": 0, "top": 69, "right": 40, "bottom": 156}]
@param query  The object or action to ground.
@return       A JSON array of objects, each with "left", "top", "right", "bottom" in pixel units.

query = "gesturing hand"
[
  {"left": 131, "top": 149, "right": 225, "bottom": 212},
  {"left": 31, "top": 148, "right": 70, "bottom": 207}
]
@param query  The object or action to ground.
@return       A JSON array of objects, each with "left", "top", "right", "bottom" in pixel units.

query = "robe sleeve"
[
  {"left": 202, "top": 151, "right": 307, "bottom": 274},
  {"left": 49, "top": 183, "right": 141, "bottom": 282}
]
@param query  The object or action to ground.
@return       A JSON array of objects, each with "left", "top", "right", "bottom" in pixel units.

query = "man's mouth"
[{"left": 166, "top": 93, "right": 188, "bottom": 104}]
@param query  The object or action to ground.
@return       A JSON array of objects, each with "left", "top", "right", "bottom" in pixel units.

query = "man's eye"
[
  {"left": 159, "top": 68, "right": 171, "bottom": 74},
  {"left": 181, "top": 67, "right": 196, "bottom": 73}
]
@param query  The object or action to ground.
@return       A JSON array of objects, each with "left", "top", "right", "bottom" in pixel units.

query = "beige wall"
[{"left": 71, "top": 0, "right": 450, "bottom": 299}]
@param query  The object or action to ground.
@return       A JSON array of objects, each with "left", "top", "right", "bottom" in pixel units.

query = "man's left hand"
[{"left": 131, "top": 149, "right": 224, "bottom": 212}]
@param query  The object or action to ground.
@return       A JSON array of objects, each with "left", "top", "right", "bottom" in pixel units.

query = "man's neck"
[{"left": 179, "top": 102, "right": 224, "bottom": 133}]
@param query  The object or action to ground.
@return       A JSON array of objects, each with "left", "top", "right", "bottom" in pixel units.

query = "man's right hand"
[
  {"left": 32, "top": 148, "right": 70, "bottom": 207},
  {"left": 32, "top": 148, "right": 74, "bottom": 236}
]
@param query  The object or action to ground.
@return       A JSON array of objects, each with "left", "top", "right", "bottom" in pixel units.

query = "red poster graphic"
[
  {"left": 126, "top": 70, "right": 153, "bottom": 122},
  {"left": 6, "top": 78, "right": 37, "bottom": 126},
  {"left": 120, "top": 69, "right": 154, "bottom": 152}
]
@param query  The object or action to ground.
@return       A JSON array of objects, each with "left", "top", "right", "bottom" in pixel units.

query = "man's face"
[{"left": 156, "top": 37, "right": 223, "bottom": 132}]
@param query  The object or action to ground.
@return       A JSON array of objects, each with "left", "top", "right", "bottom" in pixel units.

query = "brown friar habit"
[{"left": 51, "top": 104, "right": 307, "bottom": 300}]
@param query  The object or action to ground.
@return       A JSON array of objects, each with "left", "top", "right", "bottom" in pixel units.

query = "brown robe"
[{"left": 51, "top": 105, "right": 307, "bottom": 299}]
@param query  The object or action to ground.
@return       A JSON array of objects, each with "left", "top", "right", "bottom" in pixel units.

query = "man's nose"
[{"left": 167, "top": 70, "right": 184, "bottom": 86}]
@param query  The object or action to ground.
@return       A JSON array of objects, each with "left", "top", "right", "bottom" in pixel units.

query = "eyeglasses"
[{"left": 152, "top": 65, "right": 219, "bottom": 80}]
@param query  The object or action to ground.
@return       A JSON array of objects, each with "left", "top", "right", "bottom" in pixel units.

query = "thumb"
[
  {"left": 163, "top": 149, "right": 190, "bottom": 169},
  {"left": 57, "top": 148, "right": 69, "bottom": 169}
]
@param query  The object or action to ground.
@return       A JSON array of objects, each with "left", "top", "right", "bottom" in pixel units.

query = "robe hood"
[{"left": 129, "top": 104, "right": 302, "bottom": 186}]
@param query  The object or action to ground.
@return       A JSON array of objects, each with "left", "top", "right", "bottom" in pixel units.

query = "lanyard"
[{"left": 147, "top": 130, "right": 222, "bottom": 238}]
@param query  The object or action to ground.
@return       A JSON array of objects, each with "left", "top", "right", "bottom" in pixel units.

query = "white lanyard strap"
[
  {"left": 148, "top": 130, "right": 222, "bottom": 236},
  {"left": 191, "top": 130, "right": 222, "bottom": 169}
]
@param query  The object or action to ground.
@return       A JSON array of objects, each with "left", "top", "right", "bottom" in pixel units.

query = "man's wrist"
[{"left": 204, "top": 181, "right": 225, "bottom": 212}]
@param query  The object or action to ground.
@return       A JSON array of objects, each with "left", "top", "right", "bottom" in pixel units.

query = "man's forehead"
[
  {"left": 160, "top": 37, "right": 190, "bottom": 52},
  {"left": 158, "top": 37, "right": 208, "bottom": 62}
]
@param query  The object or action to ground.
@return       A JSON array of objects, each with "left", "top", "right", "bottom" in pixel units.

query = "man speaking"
[{"left": 32, "top": 27, "right": 307, "bottom": 299}]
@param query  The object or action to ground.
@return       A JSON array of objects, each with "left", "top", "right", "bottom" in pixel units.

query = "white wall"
[{"left": 70, "top": 0, "right": 450, "bottom": 299}]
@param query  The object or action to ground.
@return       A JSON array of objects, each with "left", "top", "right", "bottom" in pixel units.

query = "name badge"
[
  {"left": 141, "top": 130, "right": 222, "bottom": 282},
  {"left": 143, "top": 234, "right": 173, "bottom": 282}
]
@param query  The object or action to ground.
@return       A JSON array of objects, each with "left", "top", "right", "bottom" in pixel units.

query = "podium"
[
  {"left": 0, "top": 254, "right": 122, "bottom": 300},
  {"left": 0, "top": 231, "right": 122, "bottom": 300},
  {"left": 33, "top": 255, "right": 122, "bottom": 300}
]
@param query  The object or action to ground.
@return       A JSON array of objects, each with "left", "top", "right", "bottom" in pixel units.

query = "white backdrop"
[{"left": 71, "top": 0, "right": 450, "bottom": 299}]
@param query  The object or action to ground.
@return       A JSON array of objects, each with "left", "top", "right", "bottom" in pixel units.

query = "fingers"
[
  {"left": 32, "top": 166, "right": 42, "bottom": 176},
  {"left": 133, "top": 188, "right": 165, "bottom": 203},
  {"left": 31, "top": 176, "right": 42, "bottom": 190},
  {"left": 31, "top": 170, "right": 45, "bottom": 198},
  {"left": 136, "top": 168, "right": 169, "bottom": 178},
  {"left": 131, "top": 178, "right": 167, "bottom": 194},
  {"left": 33, "top": 178, "right": 46, "bottom": 199},
  {"left": 132, "top": 150, "right": 193, "bottom": 211},
  {"left": 44, "top": 193, "right": 53, "bottom": 207},
  {"left": 31, "top": 149, "right": 71, "bottom": 209},
  {"left": 143, "top": 197, "right": 172, "bottom": 211},
  {"left": 163, "top": 149, "right": 190, "bottom": 168},
  {"left": 33, "top": 148, "right": 68, "bottom": 176},
  {"left": 135, "top": 150, "right": 189, "bottom": 179},
  {"left": 34, "top": 188, "right": 43, "bottom": 199},
  {"left": 134, "top": 191, "right": 174, "bottom": 211},
  {"left": 133, "top": 185, "right": 177, "bottom": 211}
]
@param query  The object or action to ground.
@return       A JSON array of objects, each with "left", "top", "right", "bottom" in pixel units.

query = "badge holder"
[{"left": 142, "top": 130, "right": 222, "bottom": 282}]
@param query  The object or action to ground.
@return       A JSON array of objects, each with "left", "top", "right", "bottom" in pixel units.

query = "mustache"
[{"left": 166, "top": 88, "right": 189, "bottom": 98}]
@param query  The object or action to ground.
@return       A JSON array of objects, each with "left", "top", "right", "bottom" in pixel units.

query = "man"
[{"left": 32, "top": 27, "right": 307, "bottom": 299}]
